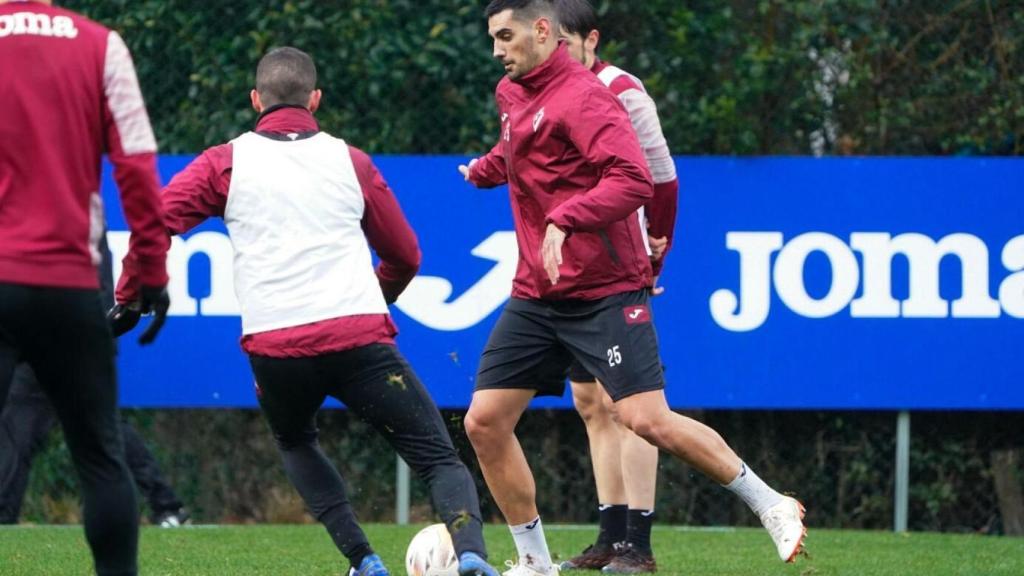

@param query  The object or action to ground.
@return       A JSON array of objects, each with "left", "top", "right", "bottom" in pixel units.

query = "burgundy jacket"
[
  {"left": 469, "top": 45, "right": 655, "bottom": 301},
  {"left": 0, "top": 0, "right": 168, "bottom": 289},
  {"left": 118, "top": 108, "right": 420, "bottom": 358}
]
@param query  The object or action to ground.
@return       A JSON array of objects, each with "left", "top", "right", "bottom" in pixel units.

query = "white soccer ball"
[{"left": 405, "top": 523, "right": 459, "bottom": 576}]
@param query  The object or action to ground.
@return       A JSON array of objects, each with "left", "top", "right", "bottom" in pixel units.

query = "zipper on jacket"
[
  {"left": 598, "top": 230, "right": 621, "bottom": 265},
  {"left": 504, "top": 108, "right": 546, "bottom": 291}
]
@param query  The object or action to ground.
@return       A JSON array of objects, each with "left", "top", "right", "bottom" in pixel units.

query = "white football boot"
[{"left": 759, "top": 496, "right": 807, "bottom": 562}]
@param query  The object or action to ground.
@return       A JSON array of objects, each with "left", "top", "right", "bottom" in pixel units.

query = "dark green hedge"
[
  {"left": 65, "top": 0, "right": 1022, "bottom": 155},
  {"left": 21, "top": 409, "right": 1023, "bottom": 533}
]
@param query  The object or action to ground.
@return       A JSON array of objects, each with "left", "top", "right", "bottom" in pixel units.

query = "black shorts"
[
  {"left": 475, "top": 290, "right": 664, "bottom": 402},
  {"left": 569, "top": 359, "right": 667, "bottom": 384},
  {"left": 568, "top": 359, "right": 597, "bottom": 384}
]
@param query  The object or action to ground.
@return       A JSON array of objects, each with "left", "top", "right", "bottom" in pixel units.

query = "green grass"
[{"left": 0, "top": 523, "right": 1020, "bottom": 576}]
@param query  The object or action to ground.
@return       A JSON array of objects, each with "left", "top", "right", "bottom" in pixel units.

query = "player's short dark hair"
[
  {"left": 485, "top": 0, "right": 558, "bottom": 28},
  {"left": 255, "top": 47, "right": 317, "bottom": 108},
  {"left": 556, "top": 0, "right": 598, "bottom": 37}
]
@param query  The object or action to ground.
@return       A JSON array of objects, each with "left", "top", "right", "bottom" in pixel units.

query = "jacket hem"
[{"left": 0, "top": 257, "right": 99, "bottom": 290}]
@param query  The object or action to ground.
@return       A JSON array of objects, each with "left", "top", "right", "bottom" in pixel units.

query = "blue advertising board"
[{"left": 103, "top": 157, "right": 1023, "bottom": 410}]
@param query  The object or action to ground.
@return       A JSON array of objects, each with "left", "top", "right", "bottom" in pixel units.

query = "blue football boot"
[
  {"left": 459, "top": 551, "right": 500, "bottom": 576},
  {"left": 349, "top": 553, "right": 389, "bottom": 576}
]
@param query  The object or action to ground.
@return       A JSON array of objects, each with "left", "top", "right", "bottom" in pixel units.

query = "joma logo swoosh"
[{"left": 395, "top": 232, "right": 518, "bottom": 331}]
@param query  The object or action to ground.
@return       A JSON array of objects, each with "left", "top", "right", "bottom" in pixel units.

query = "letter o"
[
  {"left": 0, "top": 15, "right": 13, "bottom": 37},
  {"left": 773, "top": 232, "right": 860, "bottom": 318}
]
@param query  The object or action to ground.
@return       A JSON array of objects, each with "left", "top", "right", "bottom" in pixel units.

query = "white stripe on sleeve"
[
  {"left": 617, "top": 89, "right": 676, "bottom": 185},
  {"left": 103, "top": 31, "right": 157, "bottom": 155}
]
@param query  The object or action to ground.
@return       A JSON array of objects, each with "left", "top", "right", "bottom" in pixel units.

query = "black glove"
[
  {"left": 137, "top": 285, "right": 170, "bottom": 345},
  {"left": 107, "top": 302, "right": 142, "bottom": 337},
  {"left": 107, "top": 285, "right": 170, "bottom": 345}
]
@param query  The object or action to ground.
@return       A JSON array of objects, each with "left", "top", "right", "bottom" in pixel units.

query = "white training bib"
[{"left": 225, "top": 131, "right": 387, "bottom": 335}]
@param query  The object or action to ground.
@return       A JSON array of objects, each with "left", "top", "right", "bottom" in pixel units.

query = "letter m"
[
  {"left": 108, "top": 230, "right": 239, "bottom": 316},
  {"left": 851, "top": 233, "right": 1000, "bottom": 318},
  {"left": 14, "top": 12, "right": 52, "bottom": 35}
]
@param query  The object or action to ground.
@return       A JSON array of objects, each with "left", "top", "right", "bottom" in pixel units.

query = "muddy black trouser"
[
  {"left": 0, "top": 283, "right": 138, "bottom": 576},
  {"left": 250, "top": 343, "right": 486, "bottom": 568}
]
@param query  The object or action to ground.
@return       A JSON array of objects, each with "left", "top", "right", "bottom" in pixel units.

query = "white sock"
[
  {"left": 723, "top": 462, "right": 784, "bottom": 516},
  {"left": 509, "top": 516, "right": 552, "bottom": 571}
]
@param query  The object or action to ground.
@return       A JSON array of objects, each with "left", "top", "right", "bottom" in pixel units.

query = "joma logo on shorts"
[
  {"left": 0, "top": 12, "right": 79, "bottom": 39},
  {"left": 710, "top": 232, "right": 1024, "bottom": 331},
  {"left": 623, "top": 306, "right": 650, "bottom": 325}
]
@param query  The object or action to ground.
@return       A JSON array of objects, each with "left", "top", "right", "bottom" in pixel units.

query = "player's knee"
[
  {"left": 624, "top": 414, "right": 667, "bottom": 448},
  {"left": 463, "top": 409, "right": 495, "bottom": 446},
  {"left": 625, "top": 417, "right": 652, "bottom": 442},
  {"left": 573, "top": 393, "right": 601, "bottom": 423}
]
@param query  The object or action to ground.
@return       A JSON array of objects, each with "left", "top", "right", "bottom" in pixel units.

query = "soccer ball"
[{"left": 405, "top": 523, "right": 458, "bottom": 576}]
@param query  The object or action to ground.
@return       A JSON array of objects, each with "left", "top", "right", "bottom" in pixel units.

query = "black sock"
[
  {"left": 627, "top": 509, "right": 654, "bottom": 553},
  {"left": 596, "top": 504, "right": 627, "bottom": 546}
]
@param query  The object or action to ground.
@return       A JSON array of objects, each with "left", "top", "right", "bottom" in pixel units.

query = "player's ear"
[
  {"left": 250, "top": 90, "right": 262, "bottom": 114},
  {"left": 307, "top": 89, "right": 322, "bottom": 113},
  {"left": 536, "top": 16, "right": 552, "bottom": 42},
  {"left": 586, "top": 29, "right": 600, "bottom": 53}
]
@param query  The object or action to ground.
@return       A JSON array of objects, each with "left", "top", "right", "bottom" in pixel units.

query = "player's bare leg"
[
  {"left": 618, "top": 423, "right": 657, "bottom": 511},
  {"left": 604, "top": 386, "right": 659, "bottom": 573},
  {"left": 573, "top": 381, "right": 626, "bottom": 506},
  {"left": 564, "top": 381, "right": 627, "bottom": 570},
  {"left": 466, "top": 388, "right": 557, "bottom": 575},
  {"left": 614, "top": 389, "right": 806, "bottom": 563},
  {"left": 465, "top": 388, "right": 537, "bottom": 523},
  {"left": 614, "top": 390, "right": 740, "bottom": 483}
]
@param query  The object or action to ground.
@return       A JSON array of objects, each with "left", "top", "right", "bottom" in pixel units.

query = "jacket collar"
[
  {"left": 514, "top": 42, "right": 576, "bottom": 93},
  {"left": 254, "top": 106, "right": 319, "bottom": 135}
]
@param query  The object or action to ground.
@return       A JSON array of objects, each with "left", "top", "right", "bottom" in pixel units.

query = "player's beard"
[{"left": 509, "top": 45, "right": 540, "bottom": 81}]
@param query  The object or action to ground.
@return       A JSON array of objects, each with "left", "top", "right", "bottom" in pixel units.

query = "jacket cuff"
[
  {"left": 545, "top": 213, "right": 573, "bottom": 238},
  {"left": 137, "top": 256, "right": 169, "bottom": 288},
  {"left": 115, "top": 254, "right": 140, "bottom": 303},
  {"left": 124, "top": 253, "right": 168, "bottom": 295}
]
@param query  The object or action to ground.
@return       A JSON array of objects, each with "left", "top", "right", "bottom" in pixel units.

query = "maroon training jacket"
[
  {"left": 469, "top": 44, "right": 654, "bottom": 301},
  {"left": 0, "top": 1, "right": 168, "bottom": 290}
]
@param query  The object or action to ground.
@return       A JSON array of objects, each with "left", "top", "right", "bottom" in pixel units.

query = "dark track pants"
[
  {"left": 0, "top": 283, "right": 138, "bottom": 576},
  {"left": 0, "top": 363, "right": 183, "bottom": 524},
  {"left": 250, "top": 343, "right": 487, "bottom": 566},
  {"left": 0, "top": 363, "right": 53, "bottom": 523}
]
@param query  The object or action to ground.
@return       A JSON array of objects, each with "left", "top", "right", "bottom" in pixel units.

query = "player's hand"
[
  {"left": 650, "top": 275, "right": 665, "bottom": 297},
  {"left": 649, "top": 235, "right": 668, "bottom": 261},
  {"left": 107, "top": 302, "right": 142, "bottom": 337},
  {"left": 541, "top": 223, "right": 566, "bottom": 285},
  {"left": 137, "top": 285, "right": 170, "bottom": 345},
  {"left": 458, "top": 158, "right": 478, "bottom": 181}
]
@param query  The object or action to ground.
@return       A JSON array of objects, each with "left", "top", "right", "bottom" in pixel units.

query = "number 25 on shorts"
[{"left": 607, "top": 345, "right": 622, "bottom": 367}]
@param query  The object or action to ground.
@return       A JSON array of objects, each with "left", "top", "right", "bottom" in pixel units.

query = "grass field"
[{"left": 0, "top": 523, "right": 1020, "bottom": 576}]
